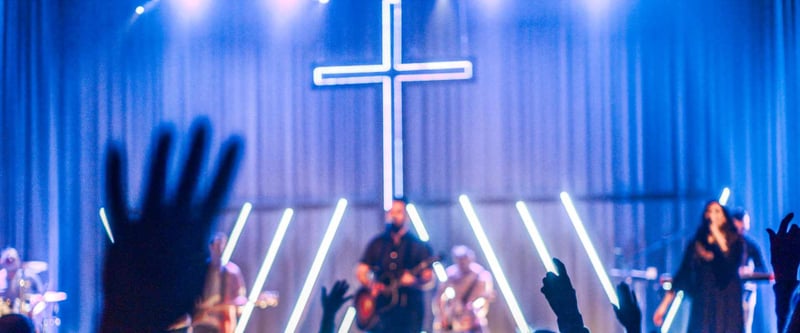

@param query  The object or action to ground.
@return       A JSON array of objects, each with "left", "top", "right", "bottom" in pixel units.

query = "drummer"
[{"left": 0, "top": 248, "right": 43, "bottom": 309}]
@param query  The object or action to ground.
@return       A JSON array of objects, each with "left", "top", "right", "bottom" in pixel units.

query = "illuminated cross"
[{"left": 313, "top": 0, "right": 473, "bottom": 210}]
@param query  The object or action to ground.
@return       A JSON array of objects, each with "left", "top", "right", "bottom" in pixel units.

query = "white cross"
[{"left": 313, "top": 0, "right": 473, "bottom": 210}]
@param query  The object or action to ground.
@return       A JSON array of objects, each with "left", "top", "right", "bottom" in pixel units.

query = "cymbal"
[
  {"left": 42, "top": 291, "right": 67, "bottom": 302},
  {"left": 22, "top": 261, "right": 48, "bottom": 273},
  {"left": 28, "top": 291, "right": 67, "bottom": 303}
]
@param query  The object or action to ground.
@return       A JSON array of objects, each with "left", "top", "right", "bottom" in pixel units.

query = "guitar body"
[{"left": 354, "top": 287, "right": 382, "bottom": 331}]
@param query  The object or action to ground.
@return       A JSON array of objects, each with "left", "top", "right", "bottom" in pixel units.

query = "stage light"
[
  {"left": 312, "top": 0, "right": 473, "bottom": 210},
  {"left": 718, "top": 187, "right": 731, "bottom": 206},
  {"left": 319, "top": 0, "right": 330, "bottom": 3},
  {"left": 221, "top": 202, "right": 253, "bottom": 266},
  {"left": 170, "top": 0, "right": 211, "bottom": 22},
  {"left": 337, "top": 307, "right": 356, "bottom": 333},
  {"left": 284, "top": 199, "right": 348, "bottom": 333},
  {"left": 98, "top": 208, "right": 115, "bottom": 244},
  {"left": 432, "top": 261, "right": 448, "bottom": 283},
  {"left": 135, "top": 6, "right": 145, "bottom": 14},
  {"left": 515, "top": 201, "right": 556, "bottom": 273},
  {"left": 405, "top": 203, "right": 448, "bottom": 282},
  {"left": 235, "top": 208, "right": 295, "bottom": 333},
  {"left": 458, "top": 195, "right": 530, "bottom": 332},
  {"left": 661, "top": 291, "right": 684, "bottom": 333},
  {"left": 406, "top": 203, "right": 430, "bottom": 242},
  {"left": 560, "top": 192, "right": 619, "bottom": 307}
]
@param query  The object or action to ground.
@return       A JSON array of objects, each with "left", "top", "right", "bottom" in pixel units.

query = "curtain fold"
[{"left": 3, "top": 0, "right": 799, "bottom": 331}]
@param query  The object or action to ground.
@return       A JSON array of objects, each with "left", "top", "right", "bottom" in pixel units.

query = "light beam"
[
  {"left": 661, "top": 291, "right": 684, "bottom": 333},
  {"left": 337, "top": 306, "right": 356, "bottom": 333},
  {"left": 284, "top": 199, "right": 348, "bottom": 333},
  {"left": 99, "top": 208, "right": 115, "bottom": 244},
  {"left": 235, "top": 208, "right": 295, "bottom": 333},
  {"left": 515, "top": 201, "right": 556, "bottom": 273},
  {"left": 560, "top": 192, "right": 619, "bottom": 307},
  {"left": 221, "top": 202, "right": 253, "bottom": 265},
  {"left": 718, "top": 187, "right": 731, "bottom": 206},
  {"left": 458, "top": 195, "right": 530, "bottom": 332}
]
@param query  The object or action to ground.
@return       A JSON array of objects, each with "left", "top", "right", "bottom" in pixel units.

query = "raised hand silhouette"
[
  {"left": 100, "top": 118, "right": 243, "bottom": 332},
  {"left": 614, "top": 282, "right": 642, "bottom": 333},
  {"left": 768, "top": 213, "right": 800, "bottom": 281},
  {"left": 540, "top": 258, "right": 590, "bottom": 333},
  {"left": 319, "top": 280, "right": 353, "bottom": 333},
  {"left": 767, "top": 213, "right": 800, "bottom": 332}
]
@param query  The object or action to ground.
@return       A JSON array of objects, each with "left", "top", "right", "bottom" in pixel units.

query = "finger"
[
  {"left": 553, "top": 258, "right": 568, "bottom": 278},
  {"left": 768, "top": 228, "right": 776, "bottom": 238},
  {"left": 199, "top": 136, "right": 244, "bottom": 224},
  {"left": 780, "top": 213, "right": 795, "bottom": 234},
  {"left": 616, "top": 282, "right": 631, "bottom": 303},
  {"left": 790, "top": 224, "right": 800, "bottom": 235},
  {"left": 174, "top": 119, "right": 210, "bottom": 208},
  {"left": 105, "top": 143, "right": 129, "bottom": 232},
  {"left": 141, "top": 127, "right": 173, "bottom": 223},
  {"left": 321, "top": 287, "right": 328, "bottom": 302}
]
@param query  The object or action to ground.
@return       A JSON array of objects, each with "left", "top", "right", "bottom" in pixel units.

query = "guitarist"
[
  {"left": 433, "top": 246, "right": 493, "bottom": 333},
  {"left": 192, "top": 233, "right": 247, "bottom": 333},
  {"left": 356, "top": 197, "right": 435, "bottom": 333}
]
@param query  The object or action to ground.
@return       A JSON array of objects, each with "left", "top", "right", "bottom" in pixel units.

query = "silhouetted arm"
[
  {"left": 540, "top": 258, "right": 590, "bottom": 333},
  {"left": 100, "top": 119, "right": 243, "bottom": 332}
]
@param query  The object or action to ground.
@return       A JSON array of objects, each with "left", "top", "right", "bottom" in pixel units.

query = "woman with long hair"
[{"left": 653, "top": 200, "right": 744, "bottom": 332}]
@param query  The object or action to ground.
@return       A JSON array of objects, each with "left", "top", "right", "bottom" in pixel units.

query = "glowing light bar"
[
  {"left": 432, "top": 262, "right": 448, "bottom": 283},
  {"left": 337, "top": 306, "right": 356, "bottom": 333},
  {"left": 458, "top": 195, "right": 530, "bottom": 332},
  {"left": 661, "top": 291, "right": 684, "bottom": 333},
  {"left": 221, "top": 202, "right": 253, "bottom": 265},
  {"left": 559, "top": 192, "right": 619, "bottom": 307},
  {"left": 515, "top": 201, "right": 556, "bottom": 273},
  {"left": 98, "top": 208, "right": 115, "bottom": 244},
  {"left": 235, "top": 208, "right": 294, "bottom": 333},
  {"left": 718, "top": 187, "right": 731, "bottom": 206},
  {"left": 406, "top": 203, "right": 447, "bottom": 282},
  {"left": 405, "top": 203, "right": 430, "bottom": 241},
  {"left": 312, "top": 0, "right": 473, "bottom": 210},
  {"left": 284, "top": 199, "right": 349, "bottom": 333}
]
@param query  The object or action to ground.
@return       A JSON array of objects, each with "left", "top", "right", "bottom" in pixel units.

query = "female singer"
[{"left": 653, "top": 200, "right": 744, "bottom": 332}]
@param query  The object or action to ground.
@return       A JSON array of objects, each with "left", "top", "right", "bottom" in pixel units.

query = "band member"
[
  {"left": 433, "top": 245, "right": 494, "bottom": 333},
  {"left": 653, "top": 200, "right": 744, "bottom": 333},
  {"left": 192, "top": 233, "right": 247, "bottom": 333},
  {"left": 0, "top": 248, "right": 43, "bottom": 314},
  {"left": 731, "top": 207, "right": 768, "bottom": 333},
  {"left": 356, "top": 197, "right": 435, "bottom": 333}
]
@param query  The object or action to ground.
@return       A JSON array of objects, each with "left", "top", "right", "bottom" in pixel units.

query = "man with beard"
[{"left": 355, "top": 197, "right": 434, "bottom": 333}]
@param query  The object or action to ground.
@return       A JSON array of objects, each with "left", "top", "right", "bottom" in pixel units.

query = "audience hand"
[
  {"left": 321, "top": 280, "right": 353, "bottom": 315},
  {"left": 541, "top": 258, "right": 587, "bottom": 333},
  {"left": 614, "top": 282, "right": 642, "bottom": 333},
  {"left": 100, "top": 119, "right": 243, "bottom": 332},
  {"left": 768, "top": 213, "right": 800, "bottom": 281}
]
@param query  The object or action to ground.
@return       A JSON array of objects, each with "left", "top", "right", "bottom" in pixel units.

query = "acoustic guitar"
[{"left": 354, "top": 256, "right": 439, "bottom": 331}]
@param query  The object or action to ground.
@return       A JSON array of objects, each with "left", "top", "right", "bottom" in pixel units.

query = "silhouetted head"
[
  {"left": 0, "top": 248, "right": 20, "bottom": 271},
  {"left": 452, "top": 245, "right": 476, "bottom": 274},
  {"left": 694, "top": 200, "right": 738, "bottom": 243},
  {"left": 0, "top": 314, "right": 35, "bottom": 333},
  {"left": 385, "top": 197, "right": 409, "bottom": 233},
  {"left": 209, "top": 232, "right": 228, "bottom": 261},
  {"left": 730, "top": 206, "right": 751, "bottom": 234}
]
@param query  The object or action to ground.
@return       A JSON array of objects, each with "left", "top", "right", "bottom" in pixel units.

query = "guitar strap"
[
  {"left": 460, "top": 269, "right": 482, "bottom": 305},
  {"left": 220, "top": 265, "right": 228, "bottom": 301}
]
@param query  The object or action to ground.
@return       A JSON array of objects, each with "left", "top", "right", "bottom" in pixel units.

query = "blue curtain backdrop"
[{"left": 2, "top": 0, "right": 799, "bottom": 331}]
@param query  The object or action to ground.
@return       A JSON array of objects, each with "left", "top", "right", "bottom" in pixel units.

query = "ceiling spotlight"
[
  {"left": 135, "top": 5, "right": 145, "bottom": 14},
  {"left": 319, "top": 0, "right": 329, "bottom": 3}
]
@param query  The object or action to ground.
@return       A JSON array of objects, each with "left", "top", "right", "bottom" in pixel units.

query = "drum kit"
[{"left": 0, "top": 261, "right": 67, "bottom": 332}]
